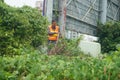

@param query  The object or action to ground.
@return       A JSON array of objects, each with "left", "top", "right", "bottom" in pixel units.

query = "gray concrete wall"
[{"left": 45, "top": 0, "right": 120, "bottom": 38}]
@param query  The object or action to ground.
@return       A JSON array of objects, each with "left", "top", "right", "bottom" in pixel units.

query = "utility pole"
[
  {"left": 44, "top": 0, "right": 53, "bottom": 23},
  {"left": 100, "top": 0, "right": 107, "bottom": 24},
  {"left": 58, "top": 0, "right": 66, "bottom": 37}
]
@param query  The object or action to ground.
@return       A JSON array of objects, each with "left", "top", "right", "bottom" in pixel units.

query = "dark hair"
[{"left": 52, "top": 20, "right": 56, "bottom": 23}]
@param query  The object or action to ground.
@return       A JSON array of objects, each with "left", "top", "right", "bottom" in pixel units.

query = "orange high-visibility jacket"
[{"left": 48, "top": 25, "right": 59, "bottom": 41}]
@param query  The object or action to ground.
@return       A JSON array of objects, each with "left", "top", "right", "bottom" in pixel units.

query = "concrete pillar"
[
  {"left": 45, "top": 0, "right": 53, "bottom": 23},
  {"left": 100, "top": 0, "right": 107, "bottom": 24},
  {"left": 58, "top": 0, "right": 66, "bottom": 37}
]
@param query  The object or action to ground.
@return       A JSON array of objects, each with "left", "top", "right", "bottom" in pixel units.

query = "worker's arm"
[{"left": 48, "top": 27, "right": 57, "bottom": 35}]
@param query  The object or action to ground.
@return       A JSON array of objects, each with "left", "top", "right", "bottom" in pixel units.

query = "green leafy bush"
[
  {"left": 1, "top": 48, "right": 120, "bottom": 80},
  {"left": 48, "top": 37, "right": 83, "bottom": 56},
  {"left": 60, "top": 37, "right": 83, "bottom": 56},
  {"left": 0, "top": 2, "right": 48, "bottom": 55},
  {"left": 97, "top": 22, "right": 120, "bottom": 53}
]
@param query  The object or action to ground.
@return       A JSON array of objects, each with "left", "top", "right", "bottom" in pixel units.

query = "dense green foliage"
[
  {"left": 0, "top": 0, "right": 4, "bottom": 2},
  {"left": 0, "top": 48, "right": 120, "bottom": 80},
  {"left": 97, "top": 22, "right": 120, "bottom": 53},
  {"left": 0, "top": 1, "right": 48, "bottom": 55},
  {"left": 48, "top": 37, "right": 83, "bottom": 56},
  {"left": 1, "top": 0, "right": 120, "bottom": 80}
]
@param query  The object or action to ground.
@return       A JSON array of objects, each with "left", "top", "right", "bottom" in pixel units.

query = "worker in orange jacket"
[{"left": 48, "top": 20, "right": 60, "bottom": 44}]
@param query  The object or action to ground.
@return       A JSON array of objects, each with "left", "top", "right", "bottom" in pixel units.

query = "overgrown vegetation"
[
  {"left": 0, "top": 1, "right": 48, "bottom": 55},
  {"left": 48, "top": 37, "right": 83, "bottom": 56},
  {"left": 1, "top": 48, "right": 120, "bottom": 80},
  {"left": 97, "top": 22, "right": 120, "bottom": 53},
  {"left": 1, "top": 0, "right": 120, "bottom": 80}
]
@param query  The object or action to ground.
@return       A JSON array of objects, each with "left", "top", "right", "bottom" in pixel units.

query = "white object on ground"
[{"left": 79, "top": 40, "right": 101, "bottom": 57}]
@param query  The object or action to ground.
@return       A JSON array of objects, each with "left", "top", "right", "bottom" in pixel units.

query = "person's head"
[{"left": 52, "top": 20, "right": 57, "bottom": 27}]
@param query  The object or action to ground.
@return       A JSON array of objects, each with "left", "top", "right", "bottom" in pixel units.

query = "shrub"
[
  {"left": 1, "top": 48, "right": 120, "bottom": 80},
  {"left": 0, "top": 2, "right": 48, "bottom": 55},
  {"left": 48, "top": 37, "right": 83, "bottom": 56},
  {"left": 97, "top": 22, "right": 120, "bottom": 53}
]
